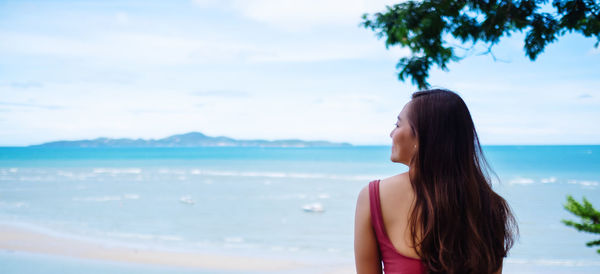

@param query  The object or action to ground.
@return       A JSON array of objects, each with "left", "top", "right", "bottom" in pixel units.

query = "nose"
[{"left": 389, "top": 128, "right": 394, "bottom": 138}]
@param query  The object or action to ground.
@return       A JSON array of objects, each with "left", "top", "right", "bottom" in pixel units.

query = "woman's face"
[{"left": 390, "top": 102, "right": 418, "bottom": 165}]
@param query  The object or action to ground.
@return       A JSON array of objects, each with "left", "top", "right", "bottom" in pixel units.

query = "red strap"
[{"left": 369, "top": 180, "right": 385, "bottom": 238}]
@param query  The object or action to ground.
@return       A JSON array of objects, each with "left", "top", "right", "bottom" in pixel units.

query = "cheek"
[
  {"left": 395, "top": 131, "right": 407, "bottom": 144},
  {"left": 392, "top": 132, "right": 403, "bottom": 147},
  {"left": 395, "top": 131, "right": 414, "bottom": 153}
]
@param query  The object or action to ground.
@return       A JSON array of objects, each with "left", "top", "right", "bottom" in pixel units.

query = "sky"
[{"left": 0, "top": 0, "right": 599, "bottom": 146}]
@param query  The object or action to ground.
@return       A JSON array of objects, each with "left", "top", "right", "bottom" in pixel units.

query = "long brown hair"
[{"left": 406, "top": 89, "right": 517, "bottom": 273}]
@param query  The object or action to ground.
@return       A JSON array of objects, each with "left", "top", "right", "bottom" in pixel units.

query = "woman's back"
[
  {"left": 378, "top": 173, "right": 419, "bottom": 259},
  {"left": 355, "top": 173, "right": 424, "bottom": 274},
  {"left": 355, "top": 89, "right": 517, "bottom": 274},
  {"left": 370, "top": 174, "right": 425, "bottom": 273}
]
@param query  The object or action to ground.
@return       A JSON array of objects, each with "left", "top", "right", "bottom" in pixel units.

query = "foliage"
[
  {"left": 361, "top": 0, "right": 600, "bottom": 89},
  {"left": 562, "top": 195, "right": 600, "bottom": 254}
]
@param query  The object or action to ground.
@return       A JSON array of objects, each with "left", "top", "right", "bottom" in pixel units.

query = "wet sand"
[{"left": 0, "top": 224, "right": 303, "bottom": 272}]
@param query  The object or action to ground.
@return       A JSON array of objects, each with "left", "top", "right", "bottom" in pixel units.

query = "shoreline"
[
  {"left": 3, "top": 224, "right": 600, "bottom": 274},
  {"left": 0, "top": 223, "right": 308, "bottom": 272}
]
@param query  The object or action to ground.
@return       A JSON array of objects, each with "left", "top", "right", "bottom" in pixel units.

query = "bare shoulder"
[
  {"left": 380, "top": 172, "right": 413, "bottom": 196},
  {"left": 355, "top": 182, "right": 373, "bottom": 222},
  {"left": 356, "top": 173, "right": 413, "bottom": 213},
  {"left": 356, "top": 183, "right": 371, "bottom": 208},
  {"left": 379, "top": 172, "right": 416, "bottom": 223},
  {"left": 354, "top": 181, "right": 383, "bottom": 274}
]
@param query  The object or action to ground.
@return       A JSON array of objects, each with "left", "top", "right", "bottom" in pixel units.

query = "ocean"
[{"left": 0, "top": 146, "right": 599, "bottom": 273}]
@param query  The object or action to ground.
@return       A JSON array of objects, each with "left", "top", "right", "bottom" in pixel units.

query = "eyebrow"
[{"left": 397, "top": 115, "right": 402, "bottom": 121}]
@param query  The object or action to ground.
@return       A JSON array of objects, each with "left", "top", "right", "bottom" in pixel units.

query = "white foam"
[
  {"left": 567, "top": 179, "right": 599, "bottom": 188},
  {"left": 157, "top": 235, "right": 183, "bottom": 241},
  {"left": 190, "top": 169, "right": 201, "bottom": 175},
  {"left": 179, "top": 195, "right": 195, "bottom": 205},
  {"left": 14, "top": 202, "right": 27, "bottom": 208},
  {"left": 224, "top": 237, "right": 244, "bottom": 243},
  {"left": 73, "top": 196, "right": 122, "bottom": 202},
  {"left": 107, "top": 232, "right": 183, "bottom": 241},
  {"left": 541, "top": 177, "right": 557, "bottom": 184},
  {"left": 0, "top": 201, "right": 28, "bottom": 208},
  {"left": 56, "top": 171, "right": 72, "bottom": 177},
  {"left": 73, "top": 194, "right": 140, "bottom": 202},
  {"left": 506, "top": 258, "right": 600, "bottom": 267},
  {"left": 18, "top": 176, "right": 46, "bottom": 182},
  {"left": 92, "top": 168, "right": 142, "bottom": 174},
  {"left": 157, "top": 169, "right": 185, "bottom": 175},
  {"left": 317, "top": 193, "right": 331, "bottom": 199},
  {"left": 183, "top": 169, "right": 376, "bottom": 181},
  {"left": 123, "top": 194, "right": 140, "bottom": 200},
  {"left": 579, "top": 180, "right": 599, "bottom": 187},
  {"left": 509, "top": 177, "right": 535, "bottom": 185}
]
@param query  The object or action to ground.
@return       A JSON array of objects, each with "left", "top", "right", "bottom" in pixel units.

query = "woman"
[{"left": 354, "top": 89, "right": 517, "bottom": 274}]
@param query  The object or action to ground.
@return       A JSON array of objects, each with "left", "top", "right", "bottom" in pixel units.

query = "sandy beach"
[{"left": 0, "top": 224, "right": 353, "bottom": 273}]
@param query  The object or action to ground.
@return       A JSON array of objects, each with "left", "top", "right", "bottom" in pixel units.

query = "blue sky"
[{"left": 1, "top": 0, "right": 599, "bottom": 146}]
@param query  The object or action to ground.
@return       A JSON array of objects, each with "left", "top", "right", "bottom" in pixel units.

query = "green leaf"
[
  {"left": 362, "top": 0, "right": 600, "bottom": 89},
  {"left": 563, "top": 195, "right": 600, "bottom": 255}
]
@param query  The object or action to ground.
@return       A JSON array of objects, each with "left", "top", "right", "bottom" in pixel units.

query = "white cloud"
[
  {"left": 0, "top": 79, "right": 399, "bottom": 145},
  {"left": 0, "top": 29, "right": 407, "bottom": 67},
  {"left": 193, "top": 0, "right": 398, "bottom": 31},
  {"left": 0, "top": 1, "right": 408, "bottom": 72},
  {"left": 191, "top": 0, "right": 221, "bottom": 8},
  {"left": 115, "top": 12, "right": 130, "bottom": 25},
  {"left": 2, "top": 1, "right": 598, "bottom": 145},
  {"left": 246, "top": 40, "right": 408, "bottom": 63},
  {"left": 0, "top": 31, "right": 253, "bottom": 66}
]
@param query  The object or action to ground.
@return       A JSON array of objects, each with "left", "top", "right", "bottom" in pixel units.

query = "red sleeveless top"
[{"left": 369, "top": 180, "right": 426, "bottom": 274}]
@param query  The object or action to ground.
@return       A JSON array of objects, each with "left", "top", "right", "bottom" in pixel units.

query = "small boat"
[
  {"left": 302, "top": 202, "right": 324, "bottom": 213},
  {"left": 179, "top": 195, "right": 195, "bottom": 205}
]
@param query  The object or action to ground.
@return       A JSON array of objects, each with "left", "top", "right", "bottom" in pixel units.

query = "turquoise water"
[{"left": 0, "top": 146, "right": 599, "bottom": 272}]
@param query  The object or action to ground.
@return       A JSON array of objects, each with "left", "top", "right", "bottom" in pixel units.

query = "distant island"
[{"left": 32, "top": 132, "right": 352, "bottom": 148}]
